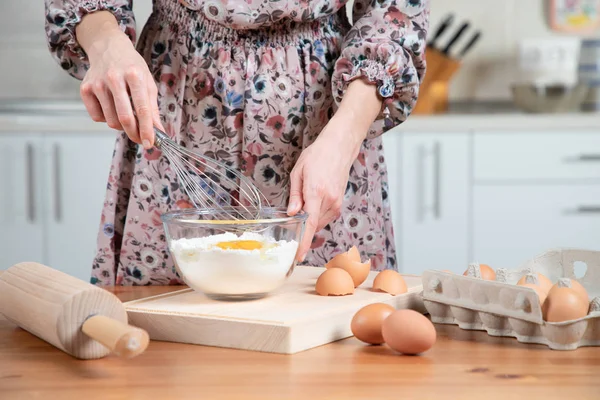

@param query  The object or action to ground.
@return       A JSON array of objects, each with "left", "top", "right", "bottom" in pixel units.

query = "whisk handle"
[{"left": 153, "top": 127, "right": 170, "bottom": 149}]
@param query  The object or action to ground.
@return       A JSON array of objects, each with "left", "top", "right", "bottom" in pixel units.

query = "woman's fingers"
[
  {"left": 148, "top": 80, "right": 164, "bottom": 131},
  {"left": 316, "top": 208, "right": 339, "bottom": 232},
  {"left": 94, "top": 81, "right": 122, "bottom": 131},
  {"left": 80, "top": 81, "right": 105, "bottom": 122},
  {"left": 106, "top": 70, "right": 140, "bottom": 143},
  {"left": 287, "top": 166, "right": 304, "bottom": 216},
  {"left": 290, "top": 163, "right": 344, "bottom": 261},
  {"left": 296, "top": 192, "right": 321, "bottom": 262},
  {"left": 313, "top": 185, "right": 343, "bottom": 232},
  {"left": 127, "top": 70, "right": 154, "bottom": 149}
]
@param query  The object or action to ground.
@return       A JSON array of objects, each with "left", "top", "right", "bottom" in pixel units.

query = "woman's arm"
[
  {"left": 75, "top": 11, "right": 123, "bottom": 59},
  {"left": 332, "top": 0, "right": 430, "bottom": 135},
  {"left": 289, "top": 1, "right": 430, "bottom": 262},
  {"left": 45, "top": 1, "right": 136, "bottom": 78},
  {"left": 76, "top": 10, "right": 161, "bottom": 147},
  {"left": 45, "top": 1, "right": 160, "bottom": 147},
  {"left": 323, "top": 78, "right": 384, "bottom": 155},
  {"left": 288, "top": 79, "right": 381, "bottom": 262}
]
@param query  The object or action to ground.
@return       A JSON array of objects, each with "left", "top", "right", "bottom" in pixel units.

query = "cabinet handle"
[
  {"left": 26, "top": 143, "right": 35, "bottom": 223},
  {"left": 576, "top": 154, "right": 600, "bottom": 161},
  {"left": 1, "top": 146, "right": 11, "bottom": 224},
  {"left": 417, "top": 144, "right": 426, "bottom": 222},
  {"left": 433, "top": 141, "right": 441, "bottom": 219},
  {"left": 573, "top": 206, "right": 600, "bottom": 214},
  {"left": 564, "top": 154, "right": 600, "bottom": 162},
  {"left": 53, "top": 144, "right": 62, "bottom": 223}
]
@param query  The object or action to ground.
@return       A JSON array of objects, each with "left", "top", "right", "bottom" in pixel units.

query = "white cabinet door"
[
  {"left": 473, "top": 185, "right": 600, "bottom": 269},
  {"left": 0, "top": 134, "right": 45, "bottom": 269},
  {"left": 42, "top": 133, "right": 117, "bottom": 280},
  {"left": 400, "top": 133, "right": 470, "bottom": 275}
]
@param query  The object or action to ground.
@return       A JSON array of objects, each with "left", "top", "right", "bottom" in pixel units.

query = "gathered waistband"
[{"left": 151, "top": 0, "right": 348, "bottom": 45}]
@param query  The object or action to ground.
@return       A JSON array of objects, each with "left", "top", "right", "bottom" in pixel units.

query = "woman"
[{"left": 44, "top": 0, "right": 428, "bottom": 286}]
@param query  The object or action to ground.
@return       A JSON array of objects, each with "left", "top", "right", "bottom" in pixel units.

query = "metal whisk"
[{"left": 153, "top": 127, "right": 270, "bottom": 220}]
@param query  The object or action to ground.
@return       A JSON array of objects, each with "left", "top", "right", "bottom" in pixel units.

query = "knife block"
[{"left": 413, "top": 47, "right": 462, "bottom": 115}]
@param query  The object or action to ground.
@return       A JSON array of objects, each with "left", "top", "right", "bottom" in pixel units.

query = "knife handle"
[
  {"left": 428, "top": 14, "right": 454, "bottom": 48},
  {"left": 458, "top": 31, "right": 481, "bottom": 59},
  {"left": 442, "top": 22, "right": 470, "bottom": 56}
]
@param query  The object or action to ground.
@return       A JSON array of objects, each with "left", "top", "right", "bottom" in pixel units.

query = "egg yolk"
[{"left": 215, "top": 240, "right": 263, "bottom": 251}]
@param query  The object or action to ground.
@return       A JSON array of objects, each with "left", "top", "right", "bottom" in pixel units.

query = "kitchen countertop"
[
  {"left": 0, "top": 100, "right": 115, "bottom": 133},
  {"left": 1, "top": 99, "right": 600, "bottom": 134},
  {"left": 1, "top": 286, "right": 599, "bottom": 399}
]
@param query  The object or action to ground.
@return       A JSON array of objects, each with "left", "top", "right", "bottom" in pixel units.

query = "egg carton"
[{"left": 421, "top": 248, "right": 600, "bottom": 350}]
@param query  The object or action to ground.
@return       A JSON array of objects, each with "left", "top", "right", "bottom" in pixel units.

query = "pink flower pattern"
[{"left": 44, "top": 0, "right": 429, "bottom": 285}]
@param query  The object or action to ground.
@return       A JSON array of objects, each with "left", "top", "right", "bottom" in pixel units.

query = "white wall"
[
  {"left": 0, "top": 1, "right": 152, "bottom": 100},
  {"left": 0, "top": 0, "right": 591, "bottom": 101},
  {"left": 429, "top": 0, "right": 595, "bottom": 101}
]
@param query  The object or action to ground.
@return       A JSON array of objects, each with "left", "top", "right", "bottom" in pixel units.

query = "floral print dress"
[{"left": 44, "top": 0, "right": 429, "bottom": 286}]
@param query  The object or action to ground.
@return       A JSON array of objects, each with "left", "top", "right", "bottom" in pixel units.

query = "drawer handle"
[
  {"left": 578, "top": 154, "right": 600, "bottom": 161},
  {"left": 565, "top": 154, "right": 600, "bottom": 162},
  {"left": 53, "top": 143, "right": 62, "bottom": 223},
  {"left": 417, "top": 144, "right": 426, "bottom": 222},
  {"left": 565, "top": 206, "right": 600, "bottom": 214},
  {"left": 26, "top": 143, "right": 35, "bottom": 223},
  {"left": 574, "top": 206, "right": 600, "bottom": 214},
  {"left": 433, "top": 141, "right": 441, "bottom": 219}
]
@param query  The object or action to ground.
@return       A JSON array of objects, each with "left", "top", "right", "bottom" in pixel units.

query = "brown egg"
[
  {"left": 347, "top": 246, "right": 360, "bottom": 262},
  {"left": 337, "top": 260, "right": 371, "bottom": 288},
  {"left": 350, "top": 303, "right": 395, "bottom": 345},
  {"left": 325, "top": 246, "right": 361, "bottom": 269},
  {"left": 568, "top": 279, "right": 589, "bottom": 304},
  {"left": 381, "top": 309, "right": 436, "bottom": 355},
  {"left": 463, "top": 263, "right": 496, "bottom": 280},
  {"left": 542, "top": 278, "right": 589, "bottom": 322},
  {"left": 373, "top": 270, "right": 408, "bottom": 295},
  {"left": 517, "top": 272, "right": 553, "bottom": 294},
  {"left": 315, "top": 268, "right": 354, "bottom": 296},
  {"left": 324, "top": 246, "right": 370, "bottom": 288},
  {"left": 519, "top": 283, "right": 547, "bottom": 305}
]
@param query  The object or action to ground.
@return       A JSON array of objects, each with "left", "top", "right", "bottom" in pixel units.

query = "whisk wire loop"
[{"left": 153, "top": 128, "right": 270, "bottom": 220}]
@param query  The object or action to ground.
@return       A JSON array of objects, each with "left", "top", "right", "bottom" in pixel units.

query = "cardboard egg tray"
[{"left": 421, "top": 248, "right": 600, "bottom": 350}]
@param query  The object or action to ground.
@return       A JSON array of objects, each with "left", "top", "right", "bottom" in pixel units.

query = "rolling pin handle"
[{"left": 81, "top": 314, "right": 150, "bottom": 358}]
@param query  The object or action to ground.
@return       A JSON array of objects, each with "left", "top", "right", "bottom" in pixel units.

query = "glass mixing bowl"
[{"left": 162, "top": 207, "right": 307, "bottom": 301}]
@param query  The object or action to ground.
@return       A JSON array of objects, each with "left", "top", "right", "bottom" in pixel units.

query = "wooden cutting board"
[{"left": 124, "top": 266, "right": 424, "bottom": 354}]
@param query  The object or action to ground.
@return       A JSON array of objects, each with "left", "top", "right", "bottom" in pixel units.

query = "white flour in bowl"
[{"left": 169, "top": 232, "right": 298, "bottom": 296}]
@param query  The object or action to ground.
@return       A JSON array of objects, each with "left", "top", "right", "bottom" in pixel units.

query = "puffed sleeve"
[
  {"left": 332, "top": 0, "right": 429, "bottom": 135},
  {"left": 44, "top": 0, "right": 136, "bottom": 80}
]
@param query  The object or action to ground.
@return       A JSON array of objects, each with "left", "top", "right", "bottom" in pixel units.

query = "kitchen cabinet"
[
  {"left": 398, "top": 132, "right": 470, "bottom": 275},
  {"left": 0, "top": 131, "right": 116, "bottom": 281},
  {"left": 0, "top": 134, "right": 45, "bottom": 268},
  {"left": 473, "top": 131, "right": 600, "bottom": 181},
  {"left": 42, "top": 134, "right": 116, "bottom": 280},
  {"left": 472, "top": 184, "right": 600, "bottom": 269},
  {"left": 381, "top": 133, "right": 402, "bottom": 266}
]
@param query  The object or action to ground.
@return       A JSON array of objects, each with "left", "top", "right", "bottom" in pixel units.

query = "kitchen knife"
[
  {"left": 428, "top": 14, "right": 454, "bottom": 49},
  {"left": 458, "top": 31, "right": 481, "bottom": 58},
  {"left": 441, "top": 22, "right": 470, "bottom": 57}
]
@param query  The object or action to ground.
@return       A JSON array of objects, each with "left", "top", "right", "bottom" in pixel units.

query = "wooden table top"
[{"left": 1, "top": 286, "right": 599, "bottom": 400}]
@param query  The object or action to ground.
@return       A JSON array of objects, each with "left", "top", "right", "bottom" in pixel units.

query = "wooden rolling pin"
[{"left": 0, "top": 262, "right": 149, "bottom": 360}]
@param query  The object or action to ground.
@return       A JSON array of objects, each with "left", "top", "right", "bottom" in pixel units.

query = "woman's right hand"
[{"left": 78, "top": 16, "right": 161, "bottom": 149}]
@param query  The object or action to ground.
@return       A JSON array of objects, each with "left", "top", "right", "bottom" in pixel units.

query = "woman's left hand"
[
  {"left": 287, "top": 115, "right": 365, "bottom": 262},
  {"left": 288, "top": 79, "right": 383, "bottom": 263}
]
